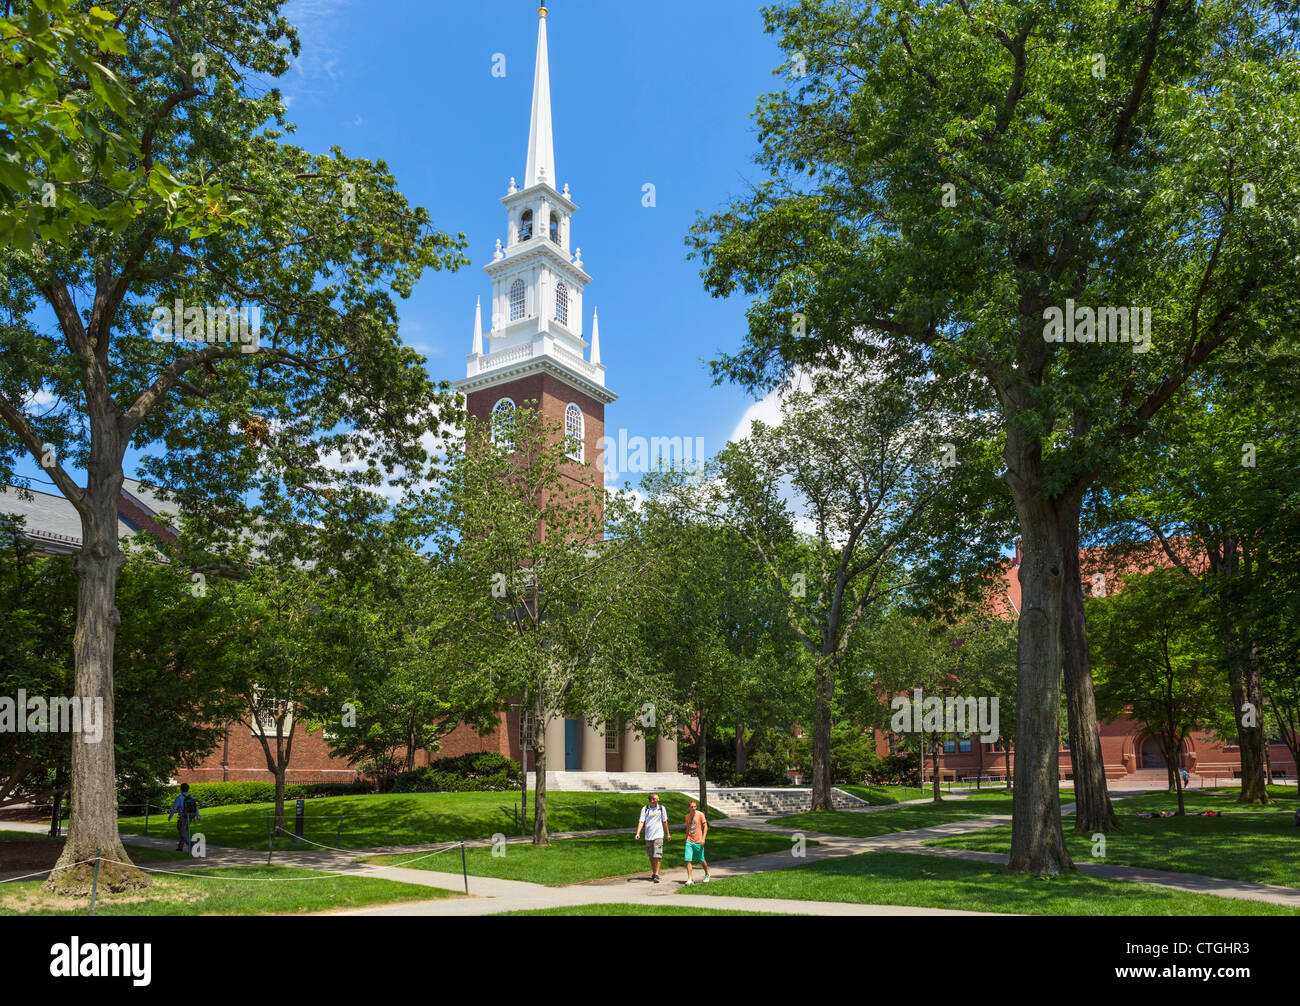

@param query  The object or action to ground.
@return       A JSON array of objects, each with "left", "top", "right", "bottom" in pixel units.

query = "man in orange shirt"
[{"left": 683, "top": 798, "right": 710, "bottom": 885}]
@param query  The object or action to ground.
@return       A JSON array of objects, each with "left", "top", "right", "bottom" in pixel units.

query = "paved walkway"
[{"left": 6, "top": 791, "right": 1296, "bottom": 914}]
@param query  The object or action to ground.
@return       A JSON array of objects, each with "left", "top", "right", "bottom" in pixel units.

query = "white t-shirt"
[{"left": 639, "top": 804, "right": 668, "bottom": 840}]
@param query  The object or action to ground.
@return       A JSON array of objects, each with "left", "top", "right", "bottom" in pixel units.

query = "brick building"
[{"left": 876, "top": 538, "right": 1295, "bottom": 785}]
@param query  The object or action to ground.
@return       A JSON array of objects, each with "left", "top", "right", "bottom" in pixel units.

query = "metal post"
[
  {"left": 144, "top": 802, "right": 149, "bottom": 836},
  {"left": 594, "top": 799, "right": 598, "bottom": 830},
  {"left": 266, "top": 813, "right": 275, "bottom": 865},
  {"left": 460, "top": 837, "right": 468, "bottom": 894},
  {"left": 336, "top": 815, "right": 346, "bottom": 845},
  {"left": 89, "top": 848, "right": 101, "bottom": 916}
]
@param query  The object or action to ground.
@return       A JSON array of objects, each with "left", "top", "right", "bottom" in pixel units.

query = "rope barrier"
[{"left": 0, "top": 857, "right": 102, "bottom": 885}]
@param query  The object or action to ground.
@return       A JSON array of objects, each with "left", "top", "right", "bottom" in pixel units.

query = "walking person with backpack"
[
  {"left": 168, "top": 782, "right": 201, "bottom": 852},
  {"left": 633, "top": 792, "right": 670, "bottom": 883}
]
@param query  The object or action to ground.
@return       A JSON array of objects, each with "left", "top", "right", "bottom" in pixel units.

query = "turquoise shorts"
[{"left": 684, "top": 841, "right": 706, "bottom": 863}]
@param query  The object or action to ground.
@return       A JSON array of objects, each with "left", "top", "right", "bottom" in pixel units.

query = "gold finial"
[{"left": 538, "top": 2, "right": 547, "bottom": 16}]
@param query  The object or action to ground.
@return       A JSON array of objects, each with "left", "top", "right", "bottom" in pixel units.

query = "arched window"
[
  {"left": 564, "top": 403, "right": 584, "bottom": 462},
  {"left": 554, "top": 283, "right": 568, "bottom": 326},
  {"left": 509, "top": 279, "right": 525, "bottom": 322},
  {"left": 491, "top": 398, "right": 515, "bottom": 450},
  {"left": 518, "top": 210, "right": 533, "bottom": 242},
  {"left": 549, "top": 213, "right": 560, "bottom": 244}
]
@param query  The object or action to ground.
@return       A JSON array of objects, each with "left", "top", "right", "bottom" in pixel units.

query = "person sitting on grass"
[
  {"left": 634, "top": 792, "right": 670, "bottom": 884},
  {"left": 167, "top": 782, "right": 201, "bottom": 852},
  {"left": 683, "top": 798, "right": 710, "bottom": 886}
]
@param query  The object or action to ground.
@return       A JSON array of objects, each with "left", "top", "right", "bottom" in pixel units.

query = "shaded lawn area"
[
  {"left": 837, "top": 785, "right": 928, "bottom": 804},
  {"left": 0, "top": 865, "right": 448, "bottom": 916},
  {"left": 931, "top": 790, "right": 1300, "bottom": 888},
  {"left": 368, "top": 827, "right": 800, "bottom": 886},
  {"left": 493, "top": 903, "right": 794, "bottom": 916},
  {"left": 1, "top": 831, "right": 189, "bottom": 876},
  {"left": 772, "top": 793, "right": 1019, "bottom": 837},
  {"left": 683, "top": 850, "right": 1298, "bottom": 916},
  {"left": 118, "top": 791, "right": 721, "bottom": 852}
]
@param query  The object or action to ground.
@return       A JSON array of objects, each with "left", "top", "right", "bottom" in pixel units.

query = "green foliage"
[{"left": 390, "top": 753, "right": 523, "bottom": 794}]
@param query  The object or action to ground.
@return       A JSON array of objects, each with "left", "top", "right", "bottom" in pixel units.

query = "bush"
[
  {"left": 830, "top": 724, "right": 879, "bottom": 785},
  {"left": 734, "top": 767, "right": 785, "bottom": 787},
  {"left": 390, "top": 752, "right": 522, "bottom": 793},
  {"left": 866, "top": 753, "right": 921, "bottom": 787}
]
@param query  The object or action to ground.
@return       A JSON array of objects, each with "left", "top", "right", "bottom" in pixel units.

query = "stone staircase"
[{"left": 701, "top": 787, "right": 868, "bottom": 818}]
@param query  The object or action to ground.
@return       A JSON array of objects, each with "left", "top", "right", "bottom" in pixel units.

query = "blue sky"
[
  {"left": 285, "top": 0, "right": 788, "bottom": 481},
  {"left": 12, "top": 0, "right": 788, "bottom": 497}
]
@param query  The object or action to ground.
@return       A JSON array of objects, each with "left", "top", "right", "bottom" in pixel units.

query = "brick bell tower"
[{"left": 453, "top": 2, "right": 615, "bottom": 515}]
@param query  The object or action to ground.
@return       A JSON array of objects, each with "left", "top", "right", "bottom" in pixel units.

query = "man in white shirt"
[{"left": 633, "top": 792, "right": 671, "bottom": 883}]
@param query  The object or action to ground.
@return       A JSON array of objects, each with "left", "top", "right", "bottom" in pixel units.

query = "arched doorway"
[{"left": 1141, "top": 736, "right": 1166, "bottom": 769}]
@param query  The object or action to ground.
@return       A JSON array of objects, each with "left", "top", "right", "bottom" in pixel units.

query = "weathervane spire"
[{"left": 524, "top": 2, "right": 555, "bottom": 189}]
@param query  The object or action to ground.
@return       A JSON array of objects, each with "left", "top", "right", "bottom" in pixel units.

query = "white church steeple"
[
  {"left": 524, "top": 3, "right": 555, "bottom": 190},
  {"left": 455, "top": 1, "right": 614, "bottom": 408}
]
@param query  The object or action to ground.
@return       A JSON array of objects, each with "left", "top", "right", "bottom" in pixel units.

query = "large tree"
[
  {"left": 437, "top": 405, "right": 656, "bottom": 844},
  {"left": 713, "top": 368, "right": 1002, "bottom": 810},
  {"left": 690, "top": 0, "right": 1300, "bottom": 871},
  {"left": 0, "top": 0, "right": 467, "bottom": 892}
]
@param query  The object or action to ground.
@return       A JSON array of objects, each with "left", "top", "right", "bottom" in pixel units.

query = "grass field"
[
  {"left": 770, "top": 792, "right": 1020, "bottom": 837},
  {"left": 493, "top": 903, "right": 793, "bottom": 915},
  {"left": 837, "top": 785, "right": 929, "bottom": 804},
  {"left": 0, "top": 865, "right": 449, "bottom": 916},
  {"left": 118, "top": 791, "right": 721, "bottom": 852},
  {"left": 368, "top": 827, "right": 802, "bottom": 885},
  {"left": 929, "top": 788, "right": 1300, "bottom": 887},
  {"left": 682, "top": 850, "right": 1298, "bottom": 915}
]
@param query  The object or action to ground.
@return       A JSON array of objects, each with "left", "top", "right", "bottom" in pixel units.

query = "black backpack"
[{"left": 182, "top": 793, "right": 199, "bottom": 818}]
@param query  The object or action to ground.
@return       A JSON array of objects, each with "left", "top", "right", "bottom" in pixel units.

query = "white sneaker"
[
  {"left": 685, "top": 879, "right": 693, "bottom": 886},
  {"left": 703, "top": 875, "right": 711, "bottom": 883}
]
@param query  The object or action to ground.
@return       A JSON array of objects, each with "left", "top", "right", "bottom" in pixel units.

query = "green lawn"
[
  {"left": 368, "top": 827, "right": 800, "bottom": 885},
  {"left": 0, "top": 865, "right": 449, "bottom": 916},
  {"left": 118, "top": 791, "right": 721, "bottom": 852},
  {"left": 771, "top": 793, "right": 1019, "bottom": 837},
  {"left": 494, "top": 903, "right": 794, "bottom": 915},
  {"left": 0, "top": 829, "right": 190, "bottom": 865},
  {"left": 837, "top": 785, "right": 928, "bottom": 804},
  {"left": 931, "top": 789, "right": 1300, "bottom": 887},
  {"left": 683, "top": 850, "right": 1298, "bottom": 915}
]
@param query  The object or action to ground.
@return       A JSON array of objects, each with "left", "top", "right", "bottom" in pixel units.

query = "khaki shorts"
[{"left": 645, "top": 837, "right": 663, "bottom": 859}]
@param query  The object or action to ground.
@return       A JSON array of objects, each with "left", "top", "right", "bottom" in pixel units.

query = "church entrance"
[
  {"left": 564, "top": 719, "right": 579, "bottom": 770},
  {"left": 1141, "top": 736, "right": 1166, "bottom": 769}
]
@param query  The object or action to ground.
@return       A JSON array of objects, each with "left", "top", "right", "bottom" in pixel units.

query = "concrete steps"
[{"left": 703, "top": 787, "right": 868, "bottom": 817}]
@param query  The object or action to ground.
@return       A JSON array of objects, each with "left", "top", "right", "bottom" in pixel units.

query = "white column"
[
  {"left": 655, "top": 728, "right": 678, "bottom": 774},
  {"left": 581, "top": 719, "right": 605, "bottom": 771},
  {"left": 622, "top": 721, "right": 646, "bottom": 773},
  {"left": 544, "top": 709, "right": 565, "bottom": 772}
]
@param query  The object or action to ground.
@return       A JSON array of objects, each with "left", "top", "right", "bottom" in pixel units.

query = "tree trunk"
[
  {"left": 273, "top": 762, "right": 286, "bottom": 838},
  {"left": 1173, "top": 738, "right": 1186, "bottom": 816},
  {"left": 48, "top": 788, "right": 64, "bottom": 838},
  {"left": 45, "top": 469, "right": 145, "bottom": 894},
  {"left": 1058, "top": 503, "right": 1120, "bottom": 833},
  {"left": 532, "top": 696, "right": 549, "bottom": 845},
  {"left": 931, "top": 735, "right": 941, "bottom": 802},
  {"left": 697, "top": 713, "right": 709, "bottom": 814},
  {"left": 734, "top": 717, "right": 748, "bottom": 775},
  {"left": 809, "top": 661, "right": 834, "bottom": 811},
  {"left": 1006, "top": 491, "right": 1074, "bottom": 875}
]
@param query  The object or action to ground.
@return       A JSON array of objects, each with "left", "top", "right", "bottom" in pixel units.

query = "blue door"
[{"left": 564, "top": 719, "right": 579, "bottom": 770}]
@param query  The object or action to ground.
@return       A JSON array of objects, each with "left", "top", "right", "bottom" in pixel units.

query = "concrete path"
[{"left": 7, "top": 791, "right": 1296, "bottom": 914}]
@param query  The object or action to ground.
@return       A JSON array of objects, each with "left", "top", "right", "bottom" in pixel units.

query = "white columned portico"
[
  {"left": 544, "top": 709, "right": 565, "bottom": 770},
  {"left": 655, "top": 729, "right": 678, "bottom": 774},
  {"left": 622, "top": 720, "right": 646, "bottom": 772},
  {"left": 580, "top": 719, "right": 605, "bottom": 771}
]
